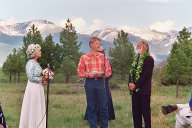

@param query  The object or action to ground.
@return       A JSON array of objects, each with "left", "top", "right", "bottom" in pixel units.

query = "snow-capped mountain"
[
  {"left": 82, "top": 27, "right": 119, "bottom": 42},
  {"left": 81, "top": 26, "right": 187, "bottom": 63},
  {"left": 119, "top": 26, "right": 176, "bottom": 42},
  {"left": 82, "top": 26, "right": 178, "bottom": 43},
  {"left": 0, "top": 19, "right": 62, "bottom": 36},
  {"left": 0, "top": 19, "right": 191, "bottom": 67},
  {"left": 82, "top": 27, "right": 146, "bottom": 44}
]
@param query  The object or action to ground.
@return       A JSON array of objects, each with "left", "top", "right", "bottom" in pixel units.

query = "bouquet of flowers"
[{"left": 42, "top": 68, "right": 54, "bottom": 79}]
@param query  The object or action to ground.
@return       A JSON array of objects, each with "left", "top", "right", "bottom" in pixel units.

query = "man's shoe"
[
  {"left": 97, "top": 121, "right": 101, "bottom": 127},
  {"left": 161, "top": 105, "right": 177, "bottom": 115}
]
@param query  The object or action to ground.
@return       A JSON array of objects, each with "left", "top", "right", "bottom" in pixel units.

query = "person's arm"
[
  {"left": 108, "top": 62, "right": 113, "bottom": 79},
  {"left": 42, "top": 77, "right": 47, "bottom": 85},
  {"left": 105, "top": 56, "right": 112, "bottom": 77},
  {"left": 26, "top": 61, "right": 42, "bottom": 83},
  {"left": 135, "top": 57, "right": 154, "bottom": 89},
  {"left": 77, "top": 56, "right": 89, "bottom": 78}
]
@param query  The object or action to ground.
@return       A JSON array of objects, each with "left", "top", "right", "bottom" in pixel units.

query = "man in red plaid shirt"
[{"left": 77, "top": 37, "right": 112, "bottom": 128}]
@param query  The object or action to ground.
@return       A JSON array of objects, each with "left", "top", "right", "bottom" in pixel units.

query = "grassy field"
[{"left": 0, "top": 82, "right": 192, "bottom": 128}]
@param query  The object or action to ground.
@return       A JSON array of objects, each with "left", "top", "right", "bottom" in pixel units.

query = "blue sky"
[{"left": 0, "top": 0, "right": 192, "bottom": 32}]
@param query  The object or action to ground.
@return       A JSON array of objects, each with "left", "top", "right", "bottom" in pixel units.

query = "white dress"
[{"left": 19, "top": 59, "right": 46, "bottom": 128}]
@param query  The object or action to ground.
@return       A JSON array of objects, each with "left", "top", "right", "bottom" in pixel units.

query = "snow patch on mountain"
[
  {"left": 0, "top": 20, "right": 62, "bottom": 36},
  {"left": 150, "top": 53, "right": 159, "bottom": 61},
  {"left": 82, "top": 27, "right": 119, "bottom": 42},
  {"left": 1, "top": 19, "right": 192, "bottom": 65},
  {"left": 82, "top": 26, "right": 178, "bottom": 45},
  {"left": 119, "top": 25, "right": 174, "bottom": 42}
]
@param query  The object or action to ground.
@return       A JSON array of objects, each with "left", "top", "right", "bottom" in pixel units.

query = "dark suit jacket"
[
  {"left": 0, "top": 103, "right": 6, "bottom": 128},
  {"left": 129, "top": 56, "right": 154, "bottom": 95}
]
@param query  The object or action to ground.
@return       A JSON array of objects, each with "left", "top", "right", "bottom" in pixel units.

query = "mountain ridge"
[{"left": 0, "top": 19, "right": 191, "bottom": 67}]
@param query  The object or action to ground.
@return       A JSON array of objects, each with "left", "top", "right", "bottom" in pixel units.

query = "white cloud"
[
  {"left": 150, "top": 20, "right": 176, "bottom": 32},
  {"left": 59, "top": 17, "right": 87, "bottom": 32},
  {"left": 119, "top": 25, "right": 141, "bottom": 33},
  {"left": 146, "top": 0, "right": 182, "bottom": 3},
  {"left": 59, "top": 19, "right": 68, "bottom": 28},
  {"left": 146, "top": 0, "right": 171, "bottom": 3},
  {"left": 0, "top": 17, "right": 17, "bottom": 26},
  {"left": 89, "top": 19, "right": 104, "bottom": 31},
  {"left": 71, "top": 17, "right": 87, "bottom": 32},
  {"left": 60, "top": 18, "right": 104, "bottom": 33}
]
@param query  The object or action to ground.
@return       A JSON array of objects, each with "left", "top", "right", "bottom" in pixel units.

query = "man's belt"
[{"left": 87, "top": 77, "right": 103, "bottom": 80}]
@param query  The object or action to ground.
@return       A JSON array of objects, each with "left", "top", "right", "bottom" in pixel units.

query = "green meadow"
[{"left": 0, "top": 82, "right": 192, "bottom": 128}]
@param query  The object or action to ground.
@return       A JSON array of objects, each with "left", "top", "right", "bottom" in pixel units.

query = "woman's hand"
[
  {"left": 42, "top": 80, "right": 47, "bottom": 85},
  {"left": 42, "top": 77, "right": 47, "bottom": 86}
]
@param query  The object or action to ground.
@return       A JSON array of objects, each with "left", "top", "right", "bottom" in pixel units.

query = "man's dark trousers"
[
  {"left": 132, "top": 93, "right": 151, "bottom": 128},
  {"left": 85, "top": 78, "right": 108, "bottom": 128}
]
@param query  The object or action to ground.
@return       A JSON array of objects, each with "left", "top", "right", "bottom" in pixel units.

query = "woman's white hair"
[{"left": 26, "top": 44, "right": 41, "bottom": 59}]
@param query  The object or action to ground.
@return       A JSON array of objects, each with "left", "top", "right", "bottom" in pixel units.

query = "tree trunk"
[
  {"left": 121, "top": 72, "right": 125, "bottom": 85},
  {"left": 18, "top": 72, "right": 20, "bottom": 83},
  {"left": 9, "top": 73, "right": 12, "bottom": 83},
  {"left": 66, "top": 75, "right": 70, "bottom": 84},
  {"left": 14, "top": 73, "right": 16, "bottom": 83},
  {"left": 176, "top": 75, "right": 180, "bottom": 98},
  {"left": 120, "top": 65, "right": 125, "bottom": 85}
]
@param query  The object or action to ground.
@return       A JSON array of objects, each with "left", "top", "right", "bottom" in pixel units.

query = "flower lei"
[
  {"left": 129, "top": 52, "right": 150, "bottom": 95},
  {"left": 26, "top": 44, "right": 41, "bottom": 55}
]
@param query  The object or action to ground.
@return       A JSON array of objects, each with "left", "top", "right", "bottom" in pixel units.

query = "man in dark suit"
[{"left": 129, "top": 40, "right": 154, "bottom": 128}]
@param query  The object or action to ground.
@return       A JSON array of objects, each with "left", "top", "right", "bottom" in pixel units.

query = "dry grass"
[{"left": 0, "top": 83, "right": 192, "bottom": 128}]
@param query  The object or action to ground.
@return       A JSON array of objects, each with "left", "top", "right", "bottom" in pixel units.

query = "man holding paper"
[{"left": 77, "top": 37, "right": 112, "bottom": 128}]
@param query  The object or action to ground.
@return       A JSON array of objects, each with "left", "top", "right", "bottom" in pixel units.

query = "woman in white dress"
[{"left": 19, "top": 44, "right": 47, "bottom": 128}]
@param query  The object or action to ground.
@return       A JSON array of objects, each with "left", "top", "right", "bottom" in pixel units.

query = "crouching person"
[{"left": 161, "top": 92, "right": 192, "bottom": 128}]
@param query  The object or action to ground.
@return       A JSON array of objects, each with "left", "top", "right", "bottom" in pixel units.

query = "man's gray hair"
[
  {"left": 26, "top": 44, "right": 41, "bottom": 59},
  {"left": 140, "top": 40, "right": 149, "bottom": 52}
]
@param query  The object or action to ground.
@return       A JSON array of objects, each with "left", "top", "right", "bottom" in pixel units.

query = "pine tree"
[
  {"left": 8, "top": 49, "right": 17, "bottom": 83},
  {"left": 59, "top": 18, "right": 83, "bottom": 83},
  {"left": 109, "top": 30, "right": 135, "bottom": 84},
  {"left": 2, "top": 49, "right": 25, "bottom": 83},
  {"left": 162, "top": 27, "right": 192, "bottom": 97},
  {"left": 2, "top": 54, "right": 13, "bottom": 82},
  {"left": 21, "top": 24, "right": 43, "bottom": 61},
  {"left": 40, "top": 34, "right": 62, "bottom": 70},
  {"left": 177, "top": 27, "right": 192, "bottom": 58},
  {"left": 15, "top": 50, "right": 26, "bottom": 83},
  {"left": 59, "top": 57, "right": 76, "bottom": 83}
]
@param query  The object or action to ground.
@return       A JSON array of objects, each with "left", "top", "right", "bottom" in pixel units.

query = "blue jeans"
[{"left": 85, "top": 78, "right": 108, "bottom": 128}]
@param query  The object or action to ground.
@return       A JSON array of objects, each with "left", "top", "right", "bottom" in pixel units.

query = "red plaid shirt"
[{"left": 77, "top": 52, "right": 112, "bottom": 78}]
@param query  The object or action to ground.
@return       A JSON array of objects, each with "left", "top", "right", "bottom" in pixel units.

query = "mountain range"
[{"left": 0, "top": 19, "right": 192, "bottom": 67}]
